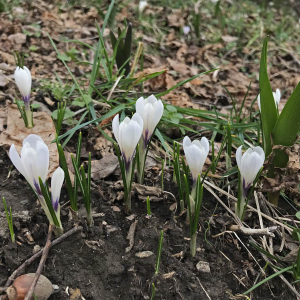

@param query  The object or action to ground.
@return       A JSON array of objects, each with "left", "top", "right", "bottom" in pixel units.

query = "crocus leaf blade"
[
  {"left": 259, "top": 37, "right": 278, "bottom": 157},
  {"left": 272, "top": 80, "right": 300, "bottom": 147}
]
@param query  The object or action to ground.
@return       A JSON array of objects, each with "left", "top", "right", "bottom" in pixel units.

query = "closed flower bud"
[
  {"left": 236, "top": 145, "right": 265, "bottom": 196},
  {"left": 183, "top": 136, "right": 209, "bottom": 184},
  {"left": 112, "top": 113, "right": 143, "bottom": 171},
  {"left": 14, "top": 66, "right": 32, "bottom": 104},
  {"left": 257, "top": 88, "right": 281, "bottom": 111}
]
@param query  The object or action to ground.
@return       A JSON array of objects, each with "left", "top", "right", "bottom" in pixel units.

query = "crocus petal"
[
  {"left": 150, "top": 100, "right": 164, "bottom": 135},
  {"left": 51, "top": 167, "right": 64, "bottom": 212},
  {"left": 9, "top": 144, "right": 30, "bottom": 182},
  {"left": 236, "top": 145, "right": 243, "bottom": 170},
  {"left": 257, "top": 94, "right": 261, "bottom": 111},
  {"left": 183, "top": 136, "right": 191, "bottom": 148},
  {"left": 136, "top": 97, "right": 145, "bottom": 117},
  {"left": 36, "top": 140, "right": 49, "bottom": 183},
  {"left": 14, "top": 66, "right": 32, "bottom": 97},
  {"left": 139, "top": 0, "right": 147, "bottom": 12},
  {"left": 112, "top": 114, "right": 120, "bottom": 146},
  {"left": 200, "top": 137, "right": 209, "bottom": 156},
  {"left": 23, "top": 134, "right": 44, "bottom": 149},
  {"left": 21, "top": 147, "right": 39, "bottom": 190}
]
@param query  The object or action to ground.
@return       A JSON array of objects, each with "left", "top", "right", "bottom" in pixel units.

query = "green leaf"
[
  {"left": 296, "top": 212, "right": 300, "bottom": 220},
  {"left": 259, "top": 38, "right": 278, "bottom": 157},
  {"left": 166, "top": 105, "right": 177, "bottom": 113},
  {"left": 31, "top": 103, "right": 40, "bottom": 109},
  {"left": 272, "top": 80, "right": 300, "bottom": 147},
  {"left": 57, "top": 53, "right": 71, "bottom": 62}
]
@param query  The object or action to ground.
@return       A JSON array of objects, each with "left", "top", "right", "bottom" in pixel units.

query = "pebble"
[
  {"left": 196, "top": 261, "right": 210, "bottom": 273},
  {"left": 135, "top": 251, "right": 153, "bottom": 258}
]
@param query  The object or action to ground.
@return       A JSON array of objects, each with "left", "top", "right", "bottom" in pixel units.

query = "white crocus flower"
[
  {"left": 136, "top": 95, "right": 164, "bottom": 148},
  {"left": 139, "top": 0, "right": 147, "bottom": 13},
  {"left": 257, "top": 88, "right": 281, "bottom": 112},
  {"left": 113, "top": 113, "right": 143, "bottom": 171},
  {"left": 183, "top": 26, "right": 191, "bottom": 35},
  {"left": 183, "top": 136, "right": 209, "bottom": 183},
  {"left": 9, "top": 134, "right": 49, "bottom": 196},
  {"left": 51, "top": 167, "right": 64, "bottom": 213},
  {"left": 50, "top": 167, "right": 64, "bottom": 234},
  {"left": 9, "top": 134, "right": 64, "bottom": 233},
  {"left": 113, "top": 113, "right": 143, "bottom": 213},
  {"left": 235, "top": 145, "right": 265, "bottom": 219},
  {"left": 14, "top": 66, "right": 33, "bottom": 127},
  {"left": 135, "top": 95, "right": 164, "bottom": 183}
]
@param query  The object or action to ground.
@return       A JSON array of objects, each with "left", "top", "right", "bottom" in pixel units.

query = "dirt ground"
[{"left": 1, "top": 0, "right": 300, "bottom": 299}]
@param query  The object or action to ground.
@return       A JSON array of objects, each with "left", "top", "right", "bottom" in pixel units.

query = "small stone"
[
  {"left": 126, "top": 214, "right": 136, "bottom": 221},
  {"left": 112, "top": 206, "right": 121, "bottom": 212},
  {"left": 135, "top": 251, "right": 153, "bottom": 258},
  {"left": 106, "top": 225, "right": 119, "bottom": 234},
  {"left": 196, "top": 261, "right": 210, "bottom": 273},
  {"left": 33, "top": 245, "right": 41, "bottom": 254}
]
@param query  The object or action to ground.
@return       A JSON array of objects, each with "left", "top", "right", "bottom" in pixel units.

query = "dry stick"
[
  {"left": 2, "top": 225, "right": 82, "bottom": 290},
  {"left": 229, "top": 225, "right": 278, "bottom": 237},
  {"left": 24, "top": 225, "right": 53, "bottom": 300},
  {"left": 204, "top": 180, "right": 293, "bottom": 233},
  {"left": 254, "top": 191, "right": 268, "bottom": 250},
  {"left": 249, "top": 237, "right": 300, "bottom": 300}
]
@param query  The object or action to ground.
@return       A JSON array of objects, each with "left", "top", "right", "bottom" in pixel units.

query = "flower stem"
[
  {"left": 125, "top": 167, "right": 132, "bottom": 213},
  {"left": 87, "top": 209, "right": 94, "bottom": 226},
  {"left": 190, "top": 232, "right": 197, "bottom": 257},
  {"left": 235, "top": 194, "right": 246, "bottom": 220},
  {"left": 25, "top": 102, "right": 33, "bottom": 128},
  {"left": 137, "top": 142, "right": 146, "bottom": 184}
]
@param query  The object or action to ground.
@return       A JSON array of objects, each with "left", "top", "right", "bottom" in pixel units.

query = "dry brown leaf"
[
  {"left": 0, "top": 107, "right": 6, "bottom": 131},
  {"left": 0, "top": 102, "right": 59, "bottom": 176},
  {"left": 91, "top": 153, "right": 119, "bottom": 180},
  {"left": 167, "top": 58, "right": 190, "bottom": 76},
  {"left": 0, "top": 50, "right": 15, "bottom": 65},
  {"left": 221, "top": 35, "right": 238, "bottom": 43},
  {"left": 161, "top": 91, "right": 199, "bottom": 109}
]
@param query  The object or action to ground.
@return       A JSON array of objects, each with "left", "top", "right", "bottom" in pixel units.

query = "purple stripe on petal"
[
  {"left": 143, "top": 129, "right": 150, "bottom": 148},
  {"left": 22, "top": 95, "right": 30, "bottom": 104},
  {"left": 242, "top": 178, "right": 251, "bottom": 198},
  {"left": 122, "top": 151, "right": 135, "bottom": 172},
  {"left": 51, "top": 195, "right": 59, "bottom": 212},
  {"left": 33, "top": 179, "right": 42, "bottom": 196}
]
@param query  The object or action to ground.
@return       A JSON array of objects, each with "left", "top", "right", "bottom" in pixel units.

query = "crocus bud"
[
  {"left": 183, "top": 136, "right": 209, "bottom": 185},
  {"left": 14, "top": 66, "right": 32, "bottom": 104},
  {"left": 139, "top": 0, "right": 147, "bottom": 12},
  {"left": 51, "top": 167, "right": 64, "bottom": 212},
  {"left": 9, "top": 134, "right": 49, "bottom": 196},
  {"left": 236, "top": 145, "right": 265, "bottom": 196},
  {"left": 257, "top": 88, "right": 281, "bottom": 112},
  {"left": 135, "top": 94, "right": 164, "bottom": 148},
  {"left": 112, "top": 113, "right": 143, "bottom": 171},
  {"left": 183, "top": 26, "right": 190, "bottom": 35}
]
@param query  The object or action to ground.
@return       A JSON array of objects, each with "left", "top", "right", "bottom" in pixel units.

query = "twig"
[
  {"left": 229, "top": 225, "right": 278, "bottom": 237},
  {"left": 254, "top": 191, "right": 268, "bottom": 250},
  {"left": 24, "top": 225, "right": 53, "bottom": 300},
  {"left": 250, "top": 237, "right": 300, "bottom": 299},
  {"left": 196, "top": 277, "right": 211, "bottom": 300},
  {"left": 204, "top": 180, "right": 293, "bottom": 233},
  {"left": 2, "top": 225, "right": 82, "bottom": 290}
]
